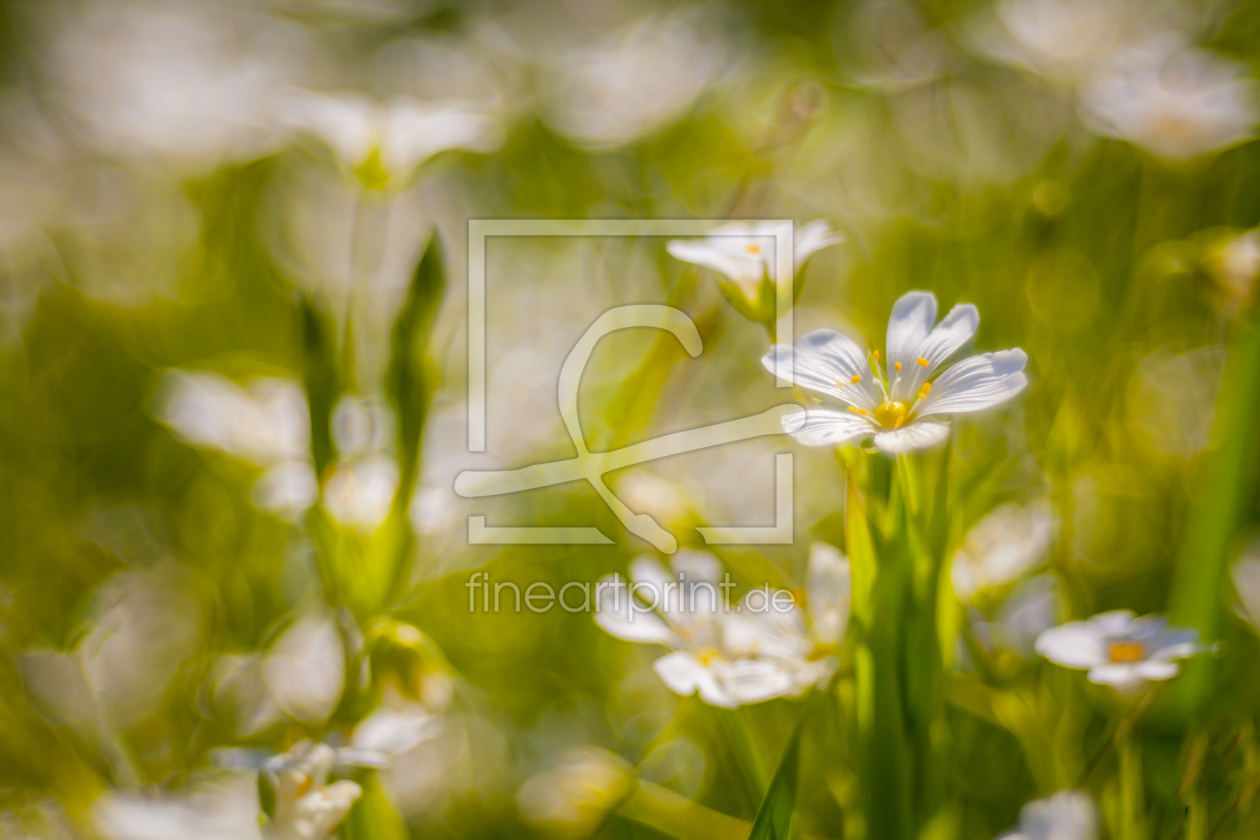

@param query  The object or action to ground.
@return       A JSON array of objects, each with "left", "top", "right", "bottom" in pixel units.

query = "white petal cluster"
[
  {"left": 999, "top": 790, "right": 1097, "bottom": 840},
  {"left": 594, "top": 546, "right": 850, "bottom": 707},
  {"left": 666, "top": 220, "right": 842, "bottom": 304},
  {"left": 952, "top": 499, "right": 1056, "bottom": 600},
  {"left": 278, "top": 89, "right": 501, "bottom": 187},
  {"left": 766, "top": 291, "right": 1027, "bottom": 454},
  {"left": 94, "top": 774, "right": 265, "bottom": 840},
  {"left": 1079, "top": 43, "right": 1257, "bottom": 162},
  {"left": 268, "top": 743, "right": 362, "bottom": 840},
  {"left": 1034, "top": 610, "right": 1203, "bottom": 694}
]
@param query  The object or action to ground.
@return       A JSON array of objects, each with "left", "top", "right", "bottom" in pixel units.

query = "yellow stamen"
[
  {"left": 873, "top": 401, "right": 908, "bottom": 429},
  {"left": 745, "top": 243, "right": 761, "bottom": 255},
  {"left": 848, "top": 406, "right": 870, "bottom": 416},
  {"left": 919, "top": 382, "right": 931, "bottom": 397},
  {"left": 894, "top": 361, "right": 902, "bottom": 372},
  {"left": 695, "top": 646, "right": 722, "bottom": 665},
  {"left": 916, "top": 356, "right": 929, "bottom": 367},
  {"left": 872, "top": 350, "right": 880, "bottom": 360},
  {"left": 1108, "top": 641, "right": 1144, "bottom": 664},
  {"left": 850, "top": 374, "right": 862, "bottom": 384}
]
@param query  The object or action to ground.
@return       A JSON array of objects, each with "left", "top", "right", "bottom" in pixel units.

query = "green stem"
[
  {"left": 1119, "top": 729, "right": 1147, "bottom": 840},
  {"left": 895, "top": 454, "right": 920, "bottom": 518},
  {"left": 722, "top": 708, "right": 771, "bottom": 802}
]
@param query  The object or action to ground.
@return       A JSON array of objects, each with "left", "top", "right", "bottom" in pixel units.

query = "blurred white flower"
[
  {"left": 1079, "top": 44, "right": 1257, "bottom": 162},
  {"left": 766, "top": 291, "right": 1028, "bottom": 454},
  {"left": 1205, "top": 229, "right": 1260, "bottom": 314},
  {"left": 261, "top": 615, "right": 345, "bottom": 727},
  {"left": 267, "top": 742, "right": 362, "bottom": 840},
  {"left": 848, "top": 1, "right": 958, "bottom": 92},
  {"left": 543, "top": 12, "right": 723, "bottom": 148},
  {"left": 724, "top": 542, "right": 851, "bottom": 700},
  {"left": 279, "top": 89, "right": 500, "bottom": 187},
  {"left": 331, "top": 395, "right": 396, "bottom": 458},
  {"left": 1230, "top": 540, "right": 1260, "bottom": 632},
  {"left": 157, "top": 372, "right": 310, "bottom": 466},
  {"left": 94, "top": 774, "right": 264, "bottom": 840},
  {"left": 42, "top": 0, "right": 303, "bottom": 171},
  {"left": 999, "top": 790, "right": 1097, "bottom": 840},
  {"left": 20, "top": 561, "right": 202, "bottom": 730},
  {"left": 1035, "top": 610, "right": 1203, "bottom": 693},
  {"left": 322, "top": 455, "right": 400, "bottom": 532},
  {"left": 516, "top": 747, "right": 634, "bottom": 840},
  {"left": 666, "top": 220, "right": 842, "bottom": 304},
  {"left": 252, "top": 461, "right": 320, "bottom": 522},
  {"left": 966, "top": 0, "right": 1170, "bottom": 84},
  {"left": 595, "top": 551, "right": 745, "bottom": 708},
  {"left": 952, "top": 500, "right": 1056, "bottom": 600}
]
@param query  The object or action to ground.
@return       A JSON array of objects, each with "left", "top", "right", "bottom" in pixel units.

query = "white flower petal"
[
  {"left": 1132, "top": 659, "right": 1180, "bottom": 681},
  {"left": 915, "top": 350, "right": 1028, "bottom": 416},
  {"left": 886, "top": 291, "right": 938, "bottom": 378},
  {"left": 1017, "top": 791, "right": 1097, "bottom": 840},
  {"left": 761, "top": 329, "right": 881, "bottom": 409},
  {"left": 380, "top": 99, "right": 499, "bottom": 178},
  {"left": 1086, "top": 662, "right": 1145, "bottom": 690},
  {"left": 1035, "top": 622, "right": 1107, "bottom": 669},
  {"left": 1232, "top": 557, "right": 1260, "bottom": 628},
  {"left": 782, "top": 408, "right": 875, "bottom": 448},
  {"left": 807, "top": 542, "right": 851, "bottom": 647},
  {"left": 725, "top": 600, "right": 812, "bottom": 661},
  {"left": 872, "top": 421, "right": 950, "bottom": 454},
  {"left": 666, "top": 240, "right": 764, "bottom": 288},
  {"left": 1087, "top": 609, "right": 1136, "bottom": 636},
  {"left": 725, "top": 658, "right": 797, "bottom": 704},
  {"left": 652, "top": 651, "right": 702, "bottom": 697},
  {"left": 894, "top": 303, "right": 980, "bottom": 401},
  {"left": 793, "top": 220, "right": 843, "bottom": 270},
  {"left": 594, "top": 575, "right": 675, "bottom": 645},
  {"left": 693, "top": 665, "right": 740, "bottom": 708}
]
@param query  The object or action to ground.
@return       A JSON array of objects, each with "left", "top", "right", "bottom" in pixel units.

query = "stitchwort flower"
[
  {"left": 999, "top": 790, "right": 1097, "bottom": 840},
  {"left": 667, "top": 220, "right": 841, "bottom": 323},
  {"left": 1035, "top": 610, "right": 1204, "bottom": 694},
  {"left": 764, "top": 290, "right": 1028, "bottom": 454}
]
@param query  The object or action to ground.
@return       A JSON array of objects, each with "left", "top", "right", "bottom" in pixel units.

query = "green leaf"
[
  {"left": 299, "top": 295, "right": 341, "bottom": 478},
  {"left": 747, "top": 708, "right": 804, "bottom": 840},
  {"left": 386, "top": 231, "right": 445, "bottom": 490},
  {"left": 340, "top": 772, "right": 409, "bottom": 840}
]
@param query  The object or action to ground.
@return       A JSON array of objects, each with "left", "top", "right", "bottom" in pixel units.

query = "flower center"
[
  {"left": 745, "top": 243, "right": 762, "bottom": 255},
  {"left": 695, "top": 646, "right": 723, "bottom": 665},
  {"left": 1108, "top": 641, "right": 1144, "bottom": 664},
  {"left": 873, "top": 401, "right": 909, "bottom": 429}
]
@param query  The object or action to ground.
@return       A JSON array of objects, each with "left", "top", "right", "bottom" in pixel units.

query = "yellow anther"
[
  {"left": 850, "top": 374, "right": 862, "bottom": 384},
  {"left": 745, "top": 243, "right": 761, "bottom": 255},
  {"left": 894, "top": 361, "right": 902, "bottom": 372},
  {"left": 1108, "top": 641, "right": 1144, "bottom": 664},
  {"left": 919, "top": 382, "right": 931, "bottom": 397},
  {"left": 916, "top": 356, "right": 929, "bottom": 367},
  {"left": 695, "top": 646, "right": 723, "bottom": 665},
  {"left": 296, "top": 775, "right": 315, "bottom": 797},
  {"left": 873, "top": 401, "right": 908, "bottom": 429},
  {"left": 872, "top": 350, "right": 880, "bottom": 360}
]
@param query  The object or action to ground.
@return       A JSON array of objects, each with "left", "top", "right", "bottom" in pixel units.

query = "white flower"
[
  {"left": 279, "top": 89, "right": 500, "bottom": 187},
  {"left": 516, "top": 747, "right": 634, "bottom": 840},
  {"left": 1230, "top": 540, "right": 1260, "bottom": 632},
  {"left": 765, "top": 290, "right": 1028, "bottom": 454},
  {"left": 43, "top": 0, "right": 300, "bottom": 172},
  {"left": 94, "top": 774, "right": 265, "bottom": 840},
  {"left": 322, "top": 455, "right": 400, "bottom": 533},
  {"left": 1035, "top": 610, "right": 1203, "bottom": 693},
  {"left": 595, "top": 551, "right": 744, "bottom": 708},
  {"left": 999, "top": 790, "right": 1097, "bottom": 840},
  {"left": 1205, "top": 229, "right": 1260, "bottom": 315},
  {"left": 952, "top": 500, "right": 1056, "bottom": 600},
  {"left": 156, "top": 372, "right": 310, "bottom": 467},
  {"left": 543, "top": 12, "right": 722, "bottom": 149},
  {"left": 1079, "top": 44, "right": 1257, "bottom": 162},
  {"left": 966, "top": 0, "right": 1170, "bottom": 84},
  {"left": 260, "top": 615, "right": 346, "bottom": 727},
  {"left": 723, "top": 542, "right": 851, "bottom": 701},
  {"left": 266, "top": 743, "right": 362, "bottom": 840},
  {"left": 666, "top": 220, "right": 842, "bottom": 304},
  {"left": 252, "top": 461, "right": 320, "bottom": 522}
]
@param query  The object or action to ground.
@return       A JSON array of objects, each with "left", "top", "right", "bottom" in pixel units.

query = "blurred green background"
[{"left": 3, "top": 0, "right": 1260, "bottom": 838}]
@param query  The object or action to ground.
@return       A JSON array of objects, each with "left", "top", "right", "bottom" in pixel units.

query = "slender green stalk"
[
  {"left": 1119, "top": 730, "right": 1147, "bottom": 840},
  {"left": 722, "top": 708, "right": 771, "bottom": 801}
]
